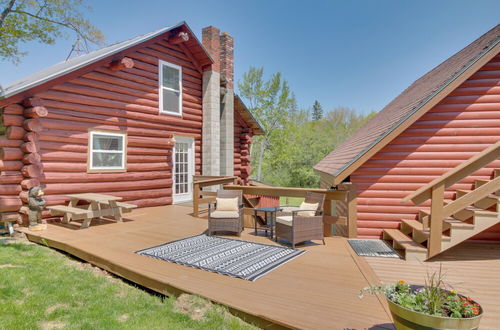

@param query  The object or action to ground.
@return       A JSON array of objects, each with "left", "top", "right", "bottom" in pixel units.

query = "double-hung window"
[
  {"left": 89, "top": 131, "right": 126, "bottom": 171},
  {"left": 159, "top": 60, "right": 182, "bottom": 116}
]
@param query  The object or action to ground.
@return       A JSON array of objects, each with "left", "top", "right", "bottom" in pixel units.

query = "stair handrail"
[
  {"left": 402, "top": 141, "right": 500, "bottom": 206},
  {"left": 400, "top": 140, "right": 500, "bottom": 258}
]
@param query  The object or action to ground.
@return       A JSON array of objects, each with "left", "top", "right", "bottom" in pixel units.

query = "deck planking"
[
  {"left": 20, "top": 205, "right": 393, "bottom": 329},
  {"left": 366, "top": 243, "right": 500, "bottom": 330}
]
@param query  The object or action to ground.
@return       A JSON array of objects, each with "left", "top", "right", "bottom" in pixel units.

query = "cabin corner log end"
[
  {"left": 109, "top": 57, "right": 135, "bottom": 71},
  {"left": 168, "top": 31, "right": 189, "bottom": 45},
  {"left": 0, "top": 98, "right": 47, "bottom": 216}
]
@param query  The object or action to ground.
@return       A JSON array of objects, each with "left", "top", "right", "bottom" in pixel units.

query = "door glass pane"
[{"left": 174, "top": 142, "right": 191, "bottom": 195}]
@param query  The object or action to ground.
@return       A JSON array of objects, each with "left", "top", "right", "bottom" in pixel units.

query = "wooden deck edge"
[
  {"left": 22, "top": 231, "right": 294, "bottom": 330},
  {"left": 341, "top": 238, "right": 394, "bottom": 321}
]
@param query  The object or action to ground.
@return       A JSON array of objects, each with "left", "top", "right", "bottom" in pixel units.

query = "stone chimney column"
[
  {"left": 202, "top": 26, "right": 221, "bottom": 176},
  {"left": 219, "top": 32, "right": 234, "bottom": 177}
]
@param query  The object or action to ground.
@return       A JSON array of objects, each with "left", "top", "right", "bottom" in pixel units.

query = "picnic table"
[{"left": 48, "top": 193, "right": 137, "bottom": 229}]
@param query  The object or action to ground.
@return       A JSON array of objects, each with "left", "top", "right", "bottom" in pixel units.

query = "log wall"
[
  {"left": 234, "top": 111, "right": 253, "bottom": 185},
  {"left": 1, "top": 37, "right": 205, "bottom": 215},
  {"left": 351, "top": 53, "right": 500, "bottom": 241}
]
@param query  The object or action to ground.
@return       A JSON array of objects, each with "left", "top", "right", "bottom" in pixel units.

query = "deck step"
[
  {"left": 401, "top": 219, "right": 451, "bottom": 243},
  {"left": 443, "top": 218, "right": 475, "bottom": 229},
  {"left": 455, "top": 189, "right": 471, "bottom": 199},
  {"left": 475, "top": 179, "right": 490, "bottom": 189},
  {"left": 450, "top": 205, "right": 489, "bottom": 222},
  {"left": 474, "top": 194, "right": 500, "bottom": 211},
  {"left": 383, "top": 229, "right": 427, "bottom": 260}
]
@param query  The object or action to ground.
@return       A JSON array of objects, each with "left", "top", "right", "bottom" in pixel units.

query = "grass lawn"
[
  {"left": 0, "top": 237, "right": 255, "bottom": 329},
  {"left": 279, "top": 196, "right": 304, "bottom": 207}
]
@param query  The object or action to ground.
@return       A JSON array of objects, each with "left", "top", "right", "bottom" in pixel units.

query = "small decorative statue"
[{"left": 28, "top": 186, "right": 47, "bottom": 231}]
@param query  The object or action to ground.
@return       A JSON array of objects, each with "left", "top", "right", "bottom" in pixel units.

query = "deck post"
[
  {"left": 193, "top": 182, "right": 200, "bottom": 217},
  {"left": 345, "top": 183, "right": 357, "bottom": 238},
  {"left": 428, "top": 183, "right": 445, "bottom": 258},
  {"left": 323, "top": 198, "right": 332, "bottom": 237}
]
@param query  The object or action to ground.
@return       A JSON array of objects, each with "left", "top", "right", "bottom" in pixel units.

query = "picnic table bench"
[{"left": 47, "top": 193, "right": 137, "bottom": 229}]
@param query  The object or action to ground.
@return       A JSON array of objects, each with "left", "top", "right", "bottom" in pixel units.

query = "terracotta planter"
[{"left": 386, "top": 287, "right": 483, "bottom": 330}]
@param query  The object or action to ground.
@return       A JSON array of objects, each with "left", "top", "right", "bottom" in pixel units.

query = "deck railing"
[
  {"left": 192, "top": 176, "right": 238, "bottom": 217},
  {"left": 223, "top": 183, "right": 358, "bottom": 238},
  {"left": 401, "top": 141, "right": 500, "bottom": 258}
]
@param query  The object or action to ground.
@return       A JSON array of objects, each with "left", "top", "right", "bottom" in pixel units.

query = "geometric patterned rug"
[{"left": 135, "top": 234, "right": 306, "bottom": 281}]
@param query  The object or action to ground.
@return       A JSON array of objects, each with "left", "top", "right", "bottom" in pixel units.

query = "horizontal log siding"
[
  {"left": 33, "top": 39, "right": 203, "bottom": 209},
  {"left": 351, "top": 53, "right": 500, "bottom": 241},
  {"left": 234, "top": 110, "right": 252, "bottom": 185}
]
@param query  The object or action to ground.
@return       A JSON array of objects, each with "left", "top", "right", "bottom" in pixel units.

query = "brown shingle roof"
[{"left": 314, "top": 24, "right": 500, "bottom": 182}]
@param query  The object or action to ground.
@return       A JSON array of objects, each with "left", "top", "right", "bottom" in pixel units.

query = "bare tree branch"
[{"left": 10, "top": 8, "right": 86, "bottom": 40}]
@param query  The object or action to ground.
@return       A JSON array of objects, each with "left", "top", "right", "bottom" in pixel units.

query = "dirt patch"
[
  {"left": 173, "top": 294, "right": 212, "bottom": 321},
  {"left": 0, "top": 264, "right": 23, "bottom": 269},
  {"left": 46, "top": 303, "right": 68, "bottom": 315},
  {"left": 22, "top": 288, "right": 33, "bottom": 296},
  {"left": 118, "top": 314, "right": 129, "bottom": 322},
  {"left": 40, "top": 321, "right": 66, "bottom": 330},
  {"left": 115, "top": 291, "right": 127, "bottom": 298}
]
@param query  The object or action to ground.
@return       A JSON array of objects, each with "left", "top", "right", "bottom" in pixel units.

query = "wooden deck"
[
  {"left": 20, "top": 205, "right": 393, "bottom": 329},
  {"left": 366, "top": 243, "right": 500, "bottom": 330}
]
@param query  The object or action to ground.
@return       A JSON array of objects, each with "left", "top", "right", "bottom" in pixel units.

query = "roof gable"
[
  {"left": 315, "top": 24, "right": 500, "bottom": 185},
  {"left": 0, "top": 21, "right": 213, "bottom": 104}
]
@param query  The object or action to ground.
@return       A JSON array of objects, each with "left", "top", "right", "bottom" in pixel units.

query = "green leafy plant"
[{"left": 359, "top": 266, "right": 481, "bottom": 318}]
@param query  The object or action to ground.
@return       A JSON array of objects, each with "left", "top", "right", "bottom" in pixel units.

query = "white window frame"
[
  {"left": 158, "top": 60, "right": 182, "bottom": 116},
  {"left": 89, "top": 131, "right": 126, "bottom": 171}
]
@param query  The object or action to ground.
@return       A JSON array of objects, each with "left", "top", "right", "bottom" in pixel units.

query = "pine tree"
[{"left": 312, "top": 100, "right": 323, "bottom": 121}]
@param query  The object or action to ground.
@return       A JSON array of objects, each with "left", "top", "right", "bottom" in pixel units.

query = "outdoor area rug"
[
  {"left": 135, "top": 234, "right": 306, "bottom": 281},
  {"left": 348, "top": 239, "right": 400, "bottom": 258}
]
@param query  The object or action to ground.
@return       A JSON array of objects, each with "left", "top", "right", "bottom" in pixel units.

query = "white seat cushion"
[
  {"left": 216, "top": 197, "right": 239, "bottom": 211},
  {"left": 210, "top": 210, "right": 239, "bottom": 219},
  {"left": 297, "top": 201, "right": 319, "bottom": 216},
  {"left": 280, "top": 206, "right": 300, "bottom": 213},
  {"left": 276, "top": 216, "right": 293, "bottom": 226}
]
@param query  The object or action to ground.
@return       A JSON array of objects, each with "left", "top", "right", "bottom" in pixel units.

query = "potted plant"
[{"left": 359, "top": 267, "right": 483, "bottom": 330}]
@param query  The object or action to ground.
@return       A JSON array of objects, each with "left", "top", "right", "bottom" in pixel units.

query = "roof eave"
[
  {"left": 327, "top": 38, "right": 500, "bottom": 186},
  {"left": 0, "top": 21, "right": 214, "bottom": 101}
]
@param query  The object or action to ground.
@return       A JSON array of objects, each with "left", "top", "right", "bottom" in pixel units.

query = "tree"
[
  {"left": 238, "top": 67, "right": 295, "bottom": 182},
  {"left": 0, "top": 0, "right": 104, "bottom": 63},
  {"left": 312, "top": 100, "right": 323, "bottom": 121},
  {"left": 263, "top": 106, "right": 376, "bottom": 187}
]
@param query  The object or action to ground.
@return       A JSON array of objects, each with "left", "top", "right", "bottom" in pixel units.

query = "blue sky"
[{"left": 0, "top": 0, "right": 499, "bottom": 114}]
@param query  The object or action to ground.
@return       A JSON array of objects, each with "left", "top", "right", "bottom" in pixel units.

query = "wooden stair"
[{"left": 383, "top": 169, "right": 500, "bottom": 261}]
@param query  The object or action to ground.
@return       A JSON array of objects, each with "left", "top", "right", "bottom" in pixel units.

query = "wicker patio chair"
[
  {"left": 207, "top": 189, "right": 244, "bottom": 237},
  {"left": 275, "top": 192, "right": 326, "bottom": 248}
]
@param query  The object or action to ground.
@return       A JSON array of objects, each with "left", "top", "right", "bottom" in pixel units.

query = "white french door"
[{"left": 173, "top": 136, "right": 194, "bottom": 204}]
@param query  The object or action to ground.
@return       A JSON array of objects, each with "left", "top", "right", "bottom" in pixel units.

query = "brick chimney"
[{"left": 201, "top": 26, "right": 235, "bottom": 177}]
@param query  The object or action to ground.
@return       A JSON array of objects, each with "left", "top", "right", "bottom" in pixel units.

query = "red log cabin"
[
  {"left": 0, "top": 22, "right": 263, "bottom": 224},
  {"left": 315, "top": 24, "right": 500, "bottom": 259}
]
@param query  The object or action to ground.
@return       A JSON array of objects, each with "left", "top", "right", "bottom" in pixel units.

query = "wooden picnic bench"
[{"left": 47, "top": 193, "right": 137, "bottom": 229}]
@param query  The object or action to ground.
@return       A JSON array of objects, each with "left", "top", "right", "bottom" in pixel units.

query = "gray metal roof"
[{"left": 0, "top": 21, "right": 211, "bottom": 100}]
